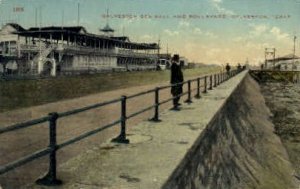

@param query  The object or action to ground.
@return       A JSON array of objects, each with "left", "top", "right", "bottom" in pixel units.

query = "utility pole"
[
  {"left": 35, "top": 8, "right": 38, "bottom": 27},
  {"left": 157, "top": 36, "right": 160, "bottom": 68},
  {"left": 264, "top": 48, "right": 267, "bottom": 69},
  {"left": 158, "top": 35, "right": 160, "bottom": 55},
  {"left": 106, "top": 8, "right": 109, "bottom": 25},
  {"left": 293, "top": 36, "right": 296, "bottom": 70},
  {"left": 166, "top": 43, "right": 169, "bottom": 55},
  {"left": 77, "top": 3, "right": 80, "bottom": 26},
  {"left": 273, "top": 48, "right": 276, "bottom": 70},
  {"left": 39, "top": 6, "right": 42, "bottom": 28},
  {"left": 61, "top": 9, "right": 64, "bottom": 29}
]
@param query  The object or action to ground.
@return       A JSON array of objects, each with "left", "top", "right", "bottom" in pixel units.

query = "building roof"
[
  {"left": 14, "top": 25, "right": 159, "bottom": 50},
  {"left": 278, "top": 54, "right": 300, "bottom": 60},
  {"left": 267, "top": 54, "right": 300, "bottom": 62},
  {"left": 100, "top": 24, "right": 114, "bottom": 32},
  {"left": 4, "top": 23, "right": 26, "bottom": 32},
  {"left": 27, "top": 26, "right": 87, "bottom": 34},
  {"left": 111, "top": 36, "right": 129, "bottom": 42}
]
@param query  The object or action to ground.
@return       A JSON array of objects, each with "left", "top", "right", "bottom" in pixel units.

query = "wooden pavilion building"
[{"left": 0, "top": 23, "right": 159, "bottom": 76}]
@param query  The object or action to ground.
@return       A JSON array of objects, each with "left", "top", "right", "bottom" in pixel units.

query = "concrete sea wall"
[{"left": 163, "top": 74, "right": 297, "bottom": 189}]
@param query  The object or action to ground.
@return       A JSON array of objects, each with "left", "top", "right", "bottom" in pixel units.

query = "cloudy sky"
[{"left": 0, "top": 0, "right": 299, "bottom": 65}]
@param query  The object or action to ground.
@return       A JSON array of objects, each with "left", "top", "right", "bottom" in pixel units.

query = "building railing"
[
  {"left": 19, "top": 44, "right": 158, "bottom": 59},
  {"left": 0, "top": 68, "right": 244, "bottom": 186},
  {"left": 20, "top": 44, "right": 45, "bottom": 51}
]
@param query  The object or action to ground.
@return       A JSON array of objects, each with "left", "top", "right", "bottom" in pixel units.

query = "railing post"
[
  {"left": 149, "top": 87, "right": 161, "bottom": 122},
  {"left": 204, "top": 76, "right": 207, "bottom": 93},
  {"left": 214, "top": 74, "right": 217, "bottom": 87},
  {"left": 36, "top": 112, "right": 62, "bottom": 186},
  {"left": 221, "top": 72, "right": 223, "bottom": 82},
  {"left": 194, "top": 78, "right": 201, "bottom": 99},
  {"left": 111, "top": 96, "right": 129, "bottom": 144},
  {"left": 185, "top": 80, "right": 192, "bottom": 104},
  {"left": 209, "top": 75, "right": 213, "bottom": 90}
]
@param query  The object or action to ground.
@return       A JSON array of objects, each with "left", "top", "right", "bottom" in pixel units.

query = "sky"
[{"left": 0, "top": 0, "right": 299, "bottom": 66}]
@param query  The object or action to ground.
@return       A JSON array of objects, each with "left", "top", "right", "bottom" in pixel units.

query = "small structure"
[
  {"left": 158, "top": 53, "right": 172, "bottom": 69},
  {"left": 179, "top": 56, "right": 188, "bottom": 68},
  {"left": 266, "top": 54, "right": 300, "bottom": 71}
]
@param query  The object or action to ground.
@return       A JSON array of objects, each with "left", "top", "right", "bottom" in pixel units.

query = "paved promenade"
[{"left": 29, "top": 71, "right": 247, "bottom": 189}]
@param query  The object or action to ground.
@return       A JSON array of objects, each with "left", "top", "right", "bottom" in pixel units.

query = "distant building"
[
  {"left": 179, "top": 56, "right": 188, "bottom": 67},
  {"left": 158, "top": 53, "right": 172, "bottom": 69},
  {"left": 266, "top": 54, "right": 300, "bottom": 70},
  {"left": 0, "top": 23, "right": 159, "bottom": 76},
  {"left": 187, "top": 62, "right": 196, "bottom": 69},
  {"left": 0, "top": 23, "right": 26, "bottom": 74}
]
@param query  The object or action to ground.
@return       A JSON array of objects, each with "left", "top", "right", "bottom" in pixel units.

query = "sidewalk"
[{"left": 31, "top": 71, "right": 248, "bottom": 189}]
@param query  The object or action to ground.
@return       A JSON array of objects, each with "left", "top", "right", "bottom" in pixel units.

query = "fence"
[{"left": 0, "top": 68, "right": 243, "bottom": 186}]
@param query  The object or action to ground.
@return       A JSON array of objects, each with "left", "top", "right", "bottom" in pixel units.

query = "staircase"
[{"left": 31, "top": 45, "right": 56, "bottom": 74}]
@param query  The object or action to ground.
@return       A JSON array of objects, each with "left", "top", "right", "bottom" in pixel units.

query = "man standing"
[
  {"left": 225, "top": 63, "right": 231, "bottom": 75},
  {"left": 170, "top": 54, "right": 184, "bottom": 110}
]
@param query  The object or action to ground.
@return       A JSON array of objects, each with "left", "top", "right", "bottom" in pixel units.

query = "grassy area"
[{"left": 0, "top": 66, "right": 220, "bottom": 112}]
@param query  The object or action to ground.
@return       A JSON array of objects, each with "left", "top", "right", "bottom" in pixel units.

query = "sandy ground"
[
  {"left": 0, "top": 77, "right": 208, "bottom": 188},
  {"left": 260, "top": 82, "right": 300, "bottom": 180}
]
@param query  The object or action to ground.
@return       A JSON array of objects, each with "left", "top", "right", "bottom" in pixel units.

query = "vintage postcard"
[{"left": 0, "top": 0, "right": 299, "bottom": 188}]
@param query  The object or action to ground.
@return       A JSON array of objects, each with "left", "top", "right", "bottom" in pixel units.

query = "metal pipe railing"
[
  {"left": 0, "top": 68, "right": 245, "bottom": 186},
  {"left": 209, "top": 75, "right": 213, "bottom": 90},
  {"left": 111, "top": 96, "right": 129, "bottom": 144},
  {"left": 185, "top": 80, "right": 193, "bottom": 104},
  {"left": 149, "top": 87, "right": 161, "bottom": 122},
  {"left": 194, "top": 78, "right": 201, "bottom": 99},
  {"left": 36, "top": 112, "right": 62, "bottom": 186}
]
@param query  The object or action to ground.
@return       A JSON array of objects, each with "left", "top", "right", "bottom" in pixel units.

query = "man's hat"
[{"left": 172, "top": 54, "right": 180, "bottom": 61}]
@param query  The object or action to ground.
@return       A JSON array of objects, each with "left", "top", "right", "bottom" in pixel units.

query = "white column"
[
  {"left": 51, "top": 59, "right": 56, "bottom": 76},
  {"left": 8, "top": 41, "right": 11, "bottom": 55},
  {"left": 38, "top": 59, "right": 43, "bottom": 74},
  {"left": 17, "top": 36, "right": 21, "bottom": 57}
]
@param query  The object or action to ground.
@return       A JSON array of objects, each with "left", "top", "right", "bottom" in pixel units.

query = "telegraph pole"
[
  {"left": 157, "top": 36, "right": 160, "bottom": 56},
  {"left": 61, "top": 10, "right": 64, "bottom": 29},
  {"left": 264, "top": 48, "right": 267, "bottom": 68},
  {"left": 35, "top": 8, "right": 38, "bottom": 27},
  {"left": 166, "top": 43, "right": 169, "bottom": 55},
  {"left": 273, "top": 48, "right": 276, "bottom": 70},
  {"left": 293, "top": 36, "right": 297, "bottom": 70},
  {"left": 77, "top": 3, "right": 80, "bottom": 26}
]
